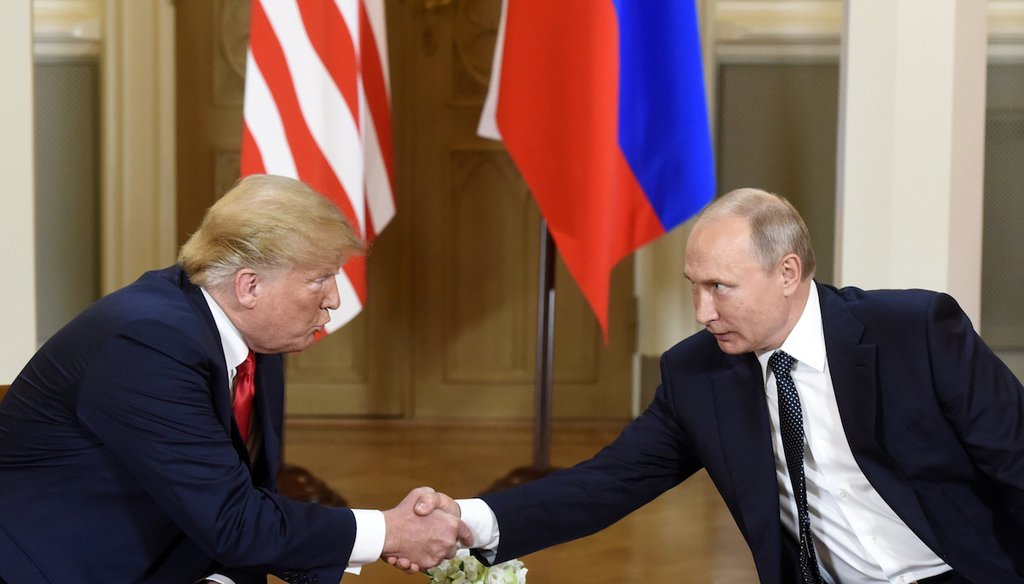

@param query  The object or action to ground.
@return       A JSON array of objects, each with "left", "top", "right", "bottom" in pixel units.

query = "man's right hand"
[{"left": 380, "top": 487, "right": 470, "bottom": 573}]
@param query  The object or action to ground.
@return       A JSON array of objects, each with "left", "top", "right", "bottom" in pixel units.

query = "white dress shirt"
[
  {"left": 756, "top": 284, "right": 948, "bottom": 583},
  {"left": 200, "top": 290, "right": 383, "bottom": 582}
]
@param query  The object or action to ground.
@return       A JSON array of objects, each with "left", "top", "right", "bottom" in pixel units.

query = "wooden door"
[{"left": 175, "top": 0, "right": 634, "bottom": 420}]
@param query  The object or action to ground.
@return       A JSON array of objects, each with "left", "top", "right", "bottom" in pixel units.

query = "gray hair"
[{"left": 698, "top": 187, "right": 816, "bottom": 279}]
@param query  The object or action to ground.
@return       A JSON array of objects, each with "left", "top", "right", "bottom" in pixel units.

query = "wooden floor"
[{"left": 279, "top": 419, "right": 759, "bottom": 583}]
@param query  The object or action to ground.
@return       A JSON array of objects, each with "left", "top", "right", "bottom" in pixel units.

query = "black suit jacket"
[
  {"left": 0, "top": 266, "right": 353, "bottom": 584},
  {"left": 481, "top": 283, "right": 1024, "bottom": 583}
]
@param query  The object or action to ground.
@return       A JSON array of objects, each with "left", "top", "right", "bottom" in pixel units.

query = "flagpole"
[
  {"left": 483, "top": 218, "right": 557, "bottom": 492},
  {"left": 532, "top": 218, "right": 556, "bottom": 473}
]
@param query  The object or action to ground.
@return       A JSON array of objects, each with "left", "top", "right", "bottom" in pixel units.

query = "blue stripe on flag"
[{"left": 612, "top": 0, "right": 716, "bottom": 230}]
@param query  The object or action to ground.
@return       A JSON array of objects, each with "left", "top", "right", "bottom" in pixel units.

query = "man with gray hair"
[
  {"left": 413, "top": 187, "right": 1024, "bottom": 583},
  {"left": 0, "top": 175, "right": 468, "bottom": 583}
]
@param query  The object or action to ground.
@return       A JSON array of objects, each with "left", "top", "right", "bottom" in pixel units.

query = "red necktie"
[{"left": 233, "top": 350, "right": 256, "bottom": 441}]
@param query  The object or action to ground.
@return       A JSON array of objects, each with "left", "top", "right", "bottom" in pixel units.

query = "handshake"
[{"left": 380, "top": 486, "right": 471, "bottom": 573}]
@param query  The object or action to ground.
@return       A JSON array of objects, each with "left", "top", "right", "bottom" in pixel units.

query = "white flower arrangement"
[{"left": 426, "top": 549, "right": 527, "bottom": 584}]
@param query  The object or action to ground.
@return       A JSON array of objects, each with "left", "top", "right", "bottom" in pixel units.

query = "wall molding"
[
  {"left": 34, "top": 0, "right": 101, "bottom": 58},
  {"left": 712, "top": 0, "right": 1024, "bottom": 63},
  {"left": 990, "top": 0, "right": 1024, "bottom": 61},
  {"left": 33, "top": 0, "right": 177, "bottom": 292},
  {"left": 100, "top": 0, "right": 177, "bottom": 292},
  {"left": 714, "top": 0, "right": 842, "bottom": 62}
]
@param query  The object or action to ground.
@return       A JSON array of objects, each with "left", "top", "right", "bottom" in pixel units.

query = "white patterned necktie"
[{"left": 769, "top": 349, "right": 824, "bottom": 584}]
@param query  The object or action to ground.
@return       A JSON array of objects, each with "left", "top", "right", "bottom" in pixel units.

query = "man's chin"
[
  {"left": 715, "top": 339, "right": 749, "bottom": 355},
  {"left": 280, "top": 335, "right": 318, "bottom": 354}
]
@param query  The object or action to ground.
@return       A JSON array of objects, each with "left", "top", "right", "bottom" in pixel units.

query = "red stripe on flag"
[
  {"left": 248, "top": 0, "right": 360, "bottom": 225},
  {"left": 296, "top": 0, "right": 360, "bottom": 126},
  {"left": 359, "top": 1, "right": 395, "bottom": 188},
  {"left": 496, "top": 0, "right": 663, "bottom": 337},
  {"left": 342, "top": 254, "right": 367, "bottom": 304},
  {"left": 363, "top": 202, "right": 377, "bottom": 243},
  {"left": 240, "top": 122, "right": 266, "bottom": 176},
  {"left": 360, "top": 185, "right": 383, "bottom": 244}
]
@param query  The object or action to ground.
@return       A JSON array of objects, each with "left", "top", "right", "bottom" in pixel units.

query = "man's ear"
[
  {"left": 779, "top": 254, "right": 803, "bottom": 293},
  {"left": 234, "top": 268, "right": 260, "bottom": 309}
]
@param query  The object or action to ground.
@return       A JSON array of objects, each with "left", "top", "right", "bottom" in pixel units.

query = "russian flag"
[{"left": 479, "top": 0, "right": 715, "bottom": 338}]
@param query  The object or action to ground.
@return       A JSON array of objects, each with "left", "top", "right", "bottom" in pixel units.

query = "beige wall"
[
  {"left": 0, "top": 0, "right": 174, "bottom": 383},
  {"left": 837, "top": 0, "right": 986, "bottom": 322},
  {"left": 0, "top": 2, "right": 37, "bottom": 383}
]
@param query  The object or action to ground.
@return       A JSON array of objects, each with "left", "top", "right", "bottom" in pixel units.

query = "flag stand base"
[{"left": 277, "top": 463, "right": 348, "bottom": 507}]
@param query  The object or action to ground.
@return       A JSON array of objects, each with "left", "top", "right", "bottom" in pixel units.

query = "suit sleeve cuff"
[
  {"left": 457, "top": 498, "right": 499, "bottom": 561},
  {"left": 345, "top": 509, "right": 385, "bottom": 574}
]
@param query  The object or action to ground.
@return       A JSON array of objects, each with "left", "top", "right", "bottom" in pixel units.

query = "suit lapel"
[
  {"left": 175, "top": 266, "right": 256, "bottom": 466},
  {"left": 713, "top": 354, "right": 786, "bottom": 563},
  {"left": 818, "top": 284, "right": 939, "bottom": 551},
  {"left": 819, "top": 286, "right": 879, "bottom": 458},
  {"left": 175, "top": 267, "right": 234, "bottom": 432},
  {"left": 253, "top": 353, "right": 282, "bottom": 486}
]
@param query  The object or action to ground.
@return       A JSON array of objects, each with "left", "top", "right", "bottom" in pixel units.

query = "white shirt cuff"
[
  {"left": 346, "top": 508, "right": 386, "bottom": 574},
  {"left": 201, "top": 576, "right": 235, "bottom": 584},
  {"left": 457, "top": 498, "right": 500, "bottom": 561}
]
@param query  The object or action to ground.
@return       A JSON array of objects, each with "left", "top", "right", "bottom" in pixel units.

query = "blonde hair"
[
  {"left": 178, "top": 174, "right": 367, "bottom": 288},
  {"left": 699, "top": 187, "right": 816, "bottom": 280}
]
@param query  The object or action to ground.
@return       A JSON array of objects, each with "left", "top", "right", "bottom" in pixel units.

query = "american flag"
[{"left": 241, "top": 0, "right": 394, "bottom": 333}]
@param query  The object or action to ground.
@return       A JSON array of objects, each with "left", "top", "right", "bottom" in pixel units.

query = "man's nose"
[
  {"left": 693, "top": 290, "right": 717, "bottom": 325},
  {"left": 322, "top": 275, "right": 341, "bottom": 311}
]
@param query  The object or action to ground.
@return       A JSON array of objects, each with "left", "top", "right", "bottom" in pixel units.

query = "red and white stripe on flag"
[{"left": 241, "top": 0, "right": 394, "bottom": 333}]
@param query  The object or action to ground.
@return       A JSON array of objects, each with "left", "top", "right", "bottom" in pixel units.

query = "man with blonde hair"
[
  {"left": 413, "top": 187, "right": 1024, "bottom": 583},
  {"left": 0, "top": 175, "right": 468, "bottom": 584}
]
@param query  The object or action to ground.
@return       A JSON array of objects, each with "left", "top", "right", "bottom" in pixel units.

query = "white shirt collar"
[
  {"left": 756, "top": 282, "right": 826, "bottom": 380},
  {"left": 200, "top": 287, "right": 250, "bottom": 372}
]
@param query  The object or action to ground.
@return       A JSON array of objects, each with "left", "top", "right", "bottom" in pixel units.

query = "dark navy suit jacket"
[
  {"left": 480, "top": 283, "right": 1024, "bottom": 583},
  {"left": 0, "top": 266, "right": 354, "bottom": 584}
]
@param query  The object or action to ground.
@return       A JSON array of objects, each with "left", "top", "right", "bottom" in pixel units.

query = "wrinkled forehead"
[{"left": 685, "top": 218, "right": 757, "bottom": 276}]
